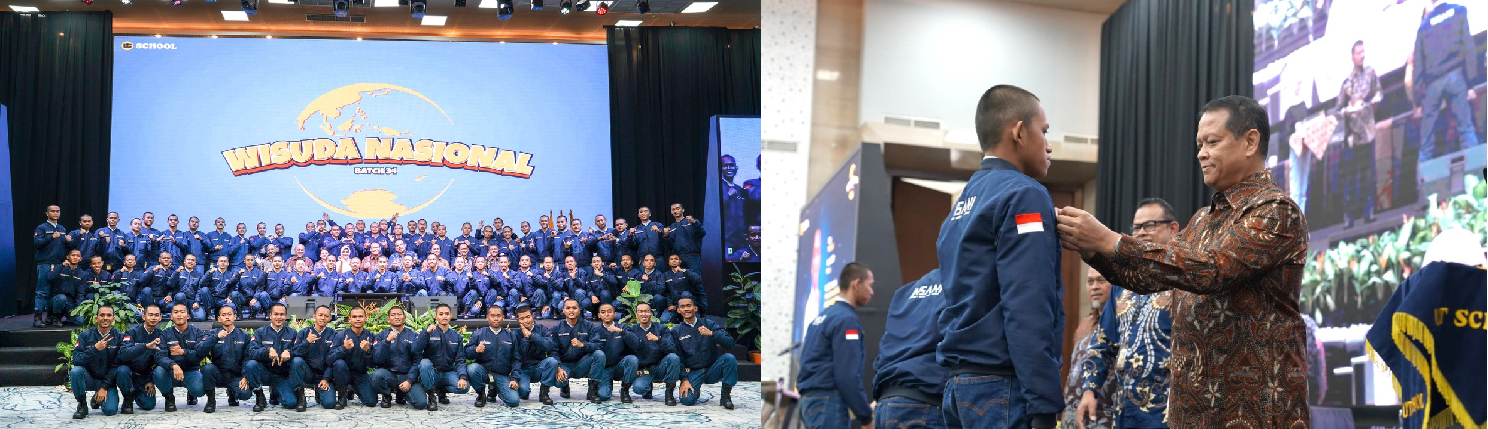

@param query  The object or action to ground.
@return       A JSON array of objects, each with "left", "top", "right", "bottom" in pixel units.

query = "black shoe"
[
  {"left": 295, "top": 388, "right": 306, "bottom": 412},
  {"left": 203, "top": 389, "right": 217, "bottom": 413},
  {"left": 228, "top": 393, "right": 240, "bottom": 408},
  {"left": 664, "top": 382, "right": 676, "bottom": 406},
  {"left": 334, "top": 386, "right": 347, "bottom": 410},
  {"left": 642, "top": 389, "right": 653, "bottom": 400},
  {"left": 49, "top": 315, "right": 63, "bottom": 328},
  {"left": 187, "top": 395, "right": 197, "bottom": 406},
  {"left": 588, "top": 383, "right": 601, "bottom": 403},
  {"left": 720, "top": 385, "right": 734, "bottom": 410},
  {"left": 474, "top": 388, "right": 487, "bottom": 408},
  {"left": 394, "top": 391, "right": 407, "bottom": 405},
  {"left": 425, "top": 390, "right": 438, "bottom": 411},
  {"left": 560, "top": 385, "right": 570, "bottom": 399},
  {"left": 73, "top": 401, "right": 87, "bottom": 419},
  {"left": 437, "top": 386, "right": 449, "bottom": 404},
  {"left": 620, "top": 383, "right": 632, "bottom": 404},
  {"left": 90, "top": 394, "right": 102, "bottom": 410},
  {"left": 380, "top": 393, "right": 391, "bottom": 408},
  {"left": 121, "top": 394, "right": 134, "bottom": 414},
  {"left": 270, "top": 389, "right": 280, "bottom": 406},
  {"left": 539, "top": 386, "right": 553, "bottom": 405},
  {"left": 32, "top": 314, "right": 45, "bottom": 328},
  {"left": 253, "top": 388, "right": 266, "bottom": 412},
  {"left": 164, "top": 393, "right": 177, "bottom": 412}
]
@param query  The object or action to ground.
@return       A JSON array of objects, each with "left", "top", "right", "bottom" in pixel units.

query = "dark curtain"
[
  {"left": 1096, "top": 0, "right": 1252, "bottom": 230},
  {"left": 0, "top": 12, "right": 113, "bottom": 317},
  {"left": 607, "top": 27, "right": 760, "bottom": 223}
]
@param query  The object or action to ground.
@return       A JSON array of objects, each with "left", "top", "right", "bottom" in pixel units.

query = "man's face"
[
  {"left": 257, "top": 224, "right": 267, "bottom": 236},
  {"left": 331, "top": 226, "right": 342, "bottom": 238},
  {"left": 677, "top": 299, "right": 696, "bottom": 319},
  {"left": 852, "top": 271, "right": 876, "bottom": 306},
  {"left": 591, "top": 256, "right": 603, "bottom": 269},
  {"left": 188, "top": 217, "right": 199, "bottom": 230},
  {"left": 1015, "top": 105, "right": 1052, "bottom": 179},
  {"left": 402, "top": 258, "right": 415, "bottom": 271},
  {"left": 273, "top": 259, "right": 284, "bottom": 271},
  {"left": 124, "top": 255, "right": 137, "bottom": 269},
  {"left": 131, "top": 219, "right": 141, "bottom": 232},
  {"left": 1087, "top": 267, "right": 1111, "bottom": 307},
  {"left": 215, "top": 218, "right": 225, "bottom": 230},
  {"left": 236, "top": 224, "right": 247, "bottom": 236},
  {"left": 519, "top": 256, "right": 531, "bottom": 270},
  {"left": 670, "top": 205, "right": 683, "bottom": 219},
  {"left": 542, "top": 257, "right": 554, "bottom": 271},
  {"left": 615, "top": 219, "right": 628, "bottom": 231},
  {"left": 1352, "top": 44, "right": 1365, "bottom": 67},
  {"left": 143, "top": 212, "right": 154, "bottom": 226},
  {"left": 106, "top": 212, "right": 119, "bottom": 227},
  {"left": 389, "top": 308, "right": 405, "bottom": 327},
  {"left": 160, "top": 254, "right": 173, "bottom": 268},
  {"left": 621, "top": 255, "right": 634, "bottom": 269},
  {"left": 598, "top": 305, "right": 615, "bottom": 324},
  {"left": 556, "top": 217, "right": 567, "bottom": 230},
  {"left": 748, "top": 226, "right": 761, "bottom": 248},
  {"left": 486, "top": 307, "right": 505, "bottom": 327},
  {"left": 436, "top": 306, "right": 451, "bottom": 325},
  {"left": 636, "top": 304, "right": 652, "bottom": 325},
  {"left": 245, "top": 255, "right": 256, "bottom": 269},
  {"left": 595, "top": 216, "right": 607, "bottom": 229},
  {"left": 90, "top": 257, "right": 103, "bottom": 271},
  {"left": 378, "top": 258, "right": 389, "bottom": 271},
  {"left": 644, "top": 255, "right": 656, "bottom": 270},
  {"left": 563, "top": 300, "right": 579, "bottom": 320},
  {"left": 219, "top": 306, "right": 236, "bottom": 327},
  {"left": 370, "top": 223, "right": 380, "bottom": 234},
  {"left": 270, "top": 305, "right": 286, "bottom": 327},
  {"left": 143, "top": 306, "right": 162, "bottom": 327},
  {"left": 275, "top": 224, "right": 285, "bottom": 236},
  {"left": 167, "top": 216, "right": 179, "bottom": 229},
  {"left": 349, "top": 310, "right": 365, "bottom": 329},
  {"left": 721, "top": 155, "right": 738, "bottom": 179},
  {"left": 392, "top": 224, "right": 403, "bottom": 236},
  {"left": 217, "top": 256, "right": 229, "bottom": 270},
  {"left": 540, "top": 217, "right": 550, "bottom": 229},
  {"left": 306, "top": 222, "right": 315, "bottom": 232},
  {"left": 521, "top": 222, "right": 531, "bottom": 234},
  {"left": 171, "top": 305, "right": 189, "bottom": 325},
  {"left": 517, "top": 310, "right": 535, "bottom": 329},
  {"left": 396, "top": 240, "right": 407, "bottom": 253},
  {"left": 570, "top": 219, "right": 581, "bottom": 233},
  {"left": 356, "top": 221, "right": 366, "bottom": 232},
  {"left": 1132, "top": 204, "right": 1178, "bottom": 245},
  {"left": 499, "top": 257, "right": 510, "bottom": 270},
  {"left": 668, "top": 255, "right": 680, "bottom": 268},
  {"left": 80, "top": 216, "right": 93, "bottom": 230},
  {"left": 66, "top": 251, "right": 81, "bottom": 265},
  {"left": 462, "top": 224, "right": 472, "bottom": 236},
  {"left": 294, "top": 244, "right": 306, "bottom": 257},
  {"left": 638, "top": 207, "right": 650, "bottom": 220},
  {"left": 96, "top": 307, "right": 115, "bottom": 328},
  {"left": 1196, "top": 109, "right": 1256, "bottom": 192},
  {"left": 314, "top": 307, "right": 330, "bottom": 327},
  {"left": 565, "top": 257, "right": 577, "bottom": 270}
]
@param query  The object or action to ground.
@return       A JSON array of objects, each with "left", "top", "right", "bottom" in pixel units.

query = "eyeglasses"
[{"left": 1130, "top": 220, "right": 1176, "bottom": 234}]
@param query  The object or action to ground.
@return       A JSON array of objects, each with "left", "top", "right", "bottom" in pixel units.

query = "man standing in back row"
[{"left": 797, "top": 262, "right": 875, "bottom": 429}]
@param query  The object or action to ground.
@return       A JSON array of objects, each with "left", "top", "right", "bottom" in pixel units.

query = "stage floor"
[{"left": 0, "top": 381, "right": 760, "bottom": 428}]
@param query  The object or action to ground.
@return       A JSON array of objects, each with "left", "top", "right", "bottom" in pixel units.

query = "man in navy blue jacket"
[
  {"left": 465, "top": 306, "right": 523, "bottom": 408},
  {"left": 626, "top": 302, "right": 680, "bottom": 404},
  {"left": 513, "top": 305, "right": 559, "bottom": 403},
  {"left": 632, "top": 207, "right": 665, "bottom": 261},
  {"left": 663, "top": 204, "right": 705, "bottom": 272},
  {"left": 371, "top": 306, "right": 428, "bottom": 409},
  {"left": 413, "top": 304, "right": 469, "bottom": 410},
  {"left": 117, "top": 304, "right": 166, "bottom": 414},
  {"left": 328, "top": 306, "right": 378, "bottom": 409},
  {"left": 542, "top": 298, "right": 605, "bottom": 403},
  {"left": 153, "top": 302, "right": 210, "bottom": 412},
  {"left": 199, "top": 306, "right": 257, "bottom": 413},
  {"left": 593, "top": 303, "right": 639, "bottom": 403},
  {"left": 67, "top": 214, "right": 103, "bottom": 268},
  {"left": 935, "top": 84, "right": 1063, "bottom": 429},
  {"left": 70, "top": 305, "right": 127, "bottom": 419},
  {"left": 244, "top": 303, "right": 300, "bottom": 411},
  {"left": 290, "top": 305, "right": 338, "bottom": 411},
  {"left": 34, "top": 205, "right": 68, "bottom": 327},
  {"left": 671, "top": 296, "right": 735, "bottom": 409},
  {"left": 98, "top": 212, "right": 127, "bottom": 271},
  {"left": 872, "top": 269, "right": 949, "bottom": 429},
  {"left": 797, "top": 262, "right": 874, "bottom": 428}
]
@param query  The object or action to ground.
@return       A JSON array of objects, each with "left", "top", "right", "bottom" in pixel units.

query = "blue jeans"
[
  {"left": 152, "top": 365, "right": 206, "bottom": 399},
  {"left": 289, "top": 359, "right": 337, "bottom": 408},
  {"left": 1419, "top": 70, "right": 1482, "bottom": 161},
  {"left": 679, "top": 353, "right": 737, "bottom": 406},
  {"left": 542, "top": 351, "right": 605, "bottom": 387},
  {"left": 800, "top": 390, "right": 849, "bottom": 429},
  {"left": 371, "top": 368, "right": 429, "bottom": 409},
  {"left": 877, "top": 396, "right": 948, "bottom": 429},
  {"left": 201, "top": 363, "right": 256, "bottom": 401},
  {"left": 631, "top": 354, "right": 681, "bottom": 397},
  {"left": 245, "top": 359, "right": 300, "bottom": 409},
  {"left": 466, "top": 363, "right": 521, "bottom": 407},
  {"left": 34, "top": 263, "right": 56, "bottom": 313},
  {"left": 941, "top": 373, "right": 1027, "bottom": 429},
  {"left": 69, "top": 366, "right": 122, "bottom": 415},
  {"left": 330, "top": 360, "right": 378, "bottom": 406},
  {"left": 596, "top": 355, "right": 639, "bottom": 400},
  {"left": 416, "top": 359, "right": 470, "bottom": 395},
  {"left": 116, "top": 368, "right": 159, "bottom": 411},
  {"left": 514, "top": 358, "right": 558, "bottom": 398},
  {"left": 49, "top": 294, "right": 79, "bottom": 324}
]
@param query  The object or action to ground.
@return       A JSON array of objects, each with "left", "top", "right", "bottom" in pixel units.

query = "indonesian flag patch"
[
  {"left": 845, "top": 329, "right": 860, "bottom": 340},
  {"left": 1015, "top": 213, "right": 1043, "bottom": 234}
]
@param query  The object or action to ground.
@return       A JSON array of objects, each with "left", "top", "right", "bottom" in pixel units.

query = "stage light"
[
  {"left": 680, "top": 1, "right": 715, "bottom": 13},
  {"left": 81, "top": 0, "right": 93, "bottom": 5},
  {"left": 496, "top": 0, "right": 512, "bottom": 20},
  {"left": 409, "top": 0, "right": 425, "bottom": 18},
  {"left": 171, "top": 0, "right": 182, "bottom": 6},
  {"left": 210, "top": 35, "right": 218, "bottom": 38},
  {"left": 333, "top": 0, "right": 348, "bottom": 17},
  {"left": 559, "top": 0, "right": 570, "bottom": 14},
  {"left": 241, "top": 0, "right": 258, "bottom": 15},
  {"left": 531, "top": 0, "right": 541, "bottom": 10},
  {"left": 595, "top": 1, "right": 607, "bottom": 15},
  {"left": 154, "top": 34, "right": 162, "bottom": 37},
  {"left": 575, "top": 0, "right": 589, "bottom": 12},
  {"left": 636, "top": 0, "right": 648, "bottom": 14},
  {"left": 265, "top": 35, "right": 272, "bottom": 38},
  {"left": 120, "top": 0, "right": 131, "bottom": 4}
]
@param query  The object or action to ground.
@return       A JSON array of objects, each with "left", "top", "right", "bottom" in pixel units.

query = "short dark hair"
[
  {"left": 269, "top": 303, "right": 287, "bottom": 314},
  {"left": 1136, "top": 197, "right": 1179, "bottom": 224},
  {"left": 143, "top": 304, "right": 161, "bottom": 314},
  {"left": 97, "top": 304, "right": 115, "bottom": 314},
  {"left": 435, "top": 303, "right": 452, "bottom": 313},
  {"left": 515, "top": 305, "right": 532, "bottom": 316},
  {"left": 315, "top": 304, "right": 332, "bottom": 314},
  {"left": 1352, "top": 39, "right": 1364, "bottom": 50},
  {"left": 349, "top": 307, "right": 366, "bottom": 316},
  {"left": 173, "top": 302, "right": 189, "bottom": 312},
  {"left": 974, "top": 84, "right": 1042, "bottom": 152},
  {"left": 388, "top": 306, "right": 405, "bottom": 315},
  {"left": 839, "top": 262, "right": 871, "bottom": 292},
  {"left": 487, "top": 305, "right": 504, "bottom": 316},
  {"left": 1199, "top": 95, "right": 1269, "bottom": 155}
]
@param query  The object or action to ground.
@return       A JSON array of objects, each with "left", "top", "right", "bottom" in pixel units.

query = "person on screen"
[
  {"left": 935, "top": 84, "right": 1063, "bottom": 429},
  {"left": 1057, "top": 95, "right": 1310, "bottom": 426},
  {"left": 798, "top": 262, "right": 875, "bottom": 429},
  {"left": 745, "top": 155, "right": 761, "bottom": 226},
  {"left": 632, "top": 207, "right": 664, "bottom": 262},
  {"left": 720, "top": 154, "right": 748, "bottom": 247},
  {"left": 663, "top": 204, "right": 705, "bottom": 273},
  {"left": 183, "top": 217, "right": 208, "bottom": 266},
  {"left": 1337, "top": 40, "right": 1382, "bottom": 229},
  {"left": 67, "top": 214, "right": 103, "bottom": 267},
  {"left": 726, "top": 225, "right": 761, "bottom": 263},
  {"left": 1412, "top": 0, "right": 1481, "bottom": 161}
]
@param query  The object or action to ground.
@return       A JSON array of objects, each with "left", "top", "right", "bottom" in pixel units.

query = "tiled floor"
[{"left": 0, "top": 381, "right": 760, "bottom": 428}]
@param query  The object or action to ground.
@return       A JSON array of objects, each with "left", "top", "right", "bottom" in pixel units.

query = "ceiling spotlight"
[
  {"left": 81, "top": 0, "right": 93, "bottom": 5},
  {"left": 210, "top": 35, "right": 218, "bottom": 38},
  {"left": 333, "top": 0, "right": 348, "bottom": 17},
  {"left": 171, "top": 0, "right": 182, "bottom": 6},
  {"left": 559, "top": 0, "right": 570, "bottom": 14},
  {"left": 575, "top": 0, "right": 589, "bottom": 12},
  {"left": 636, "top": 0, "right": 648, "bottom": 14},
  {"left": 409, "top": 0, "right": 425, "bottom": 18},
  {"left": 595, "top": 1, "right": 607, "bottom": 15},
  {"left": 120, "top": 0, "right": 131, "bottom": 4},
  {"left": 496, "top": 0, "right": 512, "bottom": 19},
  {"left": 531, "top": 0, "right": 541, "bottom": 10},
  {"left": 241, "top": 0, "right": 258, "bottom": 15}
]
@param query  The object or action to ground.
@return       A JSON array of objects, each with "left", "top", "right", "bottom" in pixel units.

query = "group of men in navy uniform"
[
  {"left": 31, "top": 204, "right": 711, "bottom": 328},
  {"left": 67, "top": 295, "right": 738, "bottom": 419}
]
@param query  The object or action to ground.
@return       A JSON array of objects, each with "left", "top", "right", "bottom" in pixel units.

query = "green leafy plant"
[
  {"left": 616, "top": 280, "right": 653, "bottom": 325},
  {"left": 724, "top": 265, "right": 761, "bottom": 350},
  {"left": 57, "top": 281, "right": 142, "bottom": 390}
]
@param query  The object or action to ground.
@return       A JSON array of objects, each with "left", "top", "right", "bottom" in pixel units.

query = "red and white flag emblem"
[
  {"left": 1015, "top": 213, "right": 1043, "bottom": 234},
  {"left": 845, "top": 329, "right": 860, "bottom": 340}
]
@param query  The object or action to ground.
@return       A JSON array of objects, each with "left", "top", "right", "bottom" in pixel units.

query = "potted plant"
[
  {"left": 723, "top": 265, "right": 760, "bottom": 363},
  {"left": 56, "top": 281, "right": 142, "bottom": 388},
  {"left": 616, "top": 280, "right": 653, "bottom": 325}
]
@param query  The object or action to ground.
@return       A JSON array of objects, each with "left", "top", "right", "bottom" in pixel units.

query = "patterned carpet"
[{"left": 0, "top": 381, "right": 760, "bottom": 428}]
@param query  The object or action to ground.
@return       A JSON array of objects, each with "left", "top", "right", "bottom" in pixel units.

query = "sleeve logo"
[
  {"left": 1015, "top": 213, "right": 1044, "bottom": 234},
  {"left": 845, "top": 329, "right": 860, "bottom": 340}
]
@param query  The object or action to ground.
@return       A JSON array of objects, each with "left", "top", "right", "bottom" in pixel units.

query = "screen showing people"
[
  {"left": 792, "top": 150, "right": 861, "bottom": 345},
  {"left": 1252, "top": 0, "right": 1487, "bottom": 406},
  {"left": 718, "top": 117, "right": 761, "bottom": 263},
  {"left": 110, "top": 36, "right": 613, "bottom": 228}
]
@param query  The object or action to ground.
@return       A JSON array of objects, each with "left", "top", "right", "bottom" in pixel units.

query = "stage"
[{"left": 0, "top": 381, "right": 761, "bottom": 428}]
